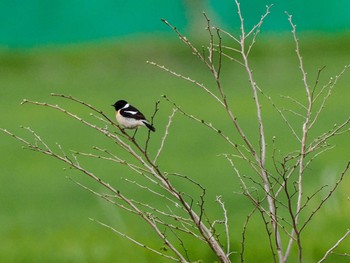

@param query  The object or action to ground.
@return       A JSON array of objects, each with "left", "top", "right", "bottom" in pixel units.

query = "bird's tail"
[{"left": 143, "top": 121, "right": 155, "bottom": 132}]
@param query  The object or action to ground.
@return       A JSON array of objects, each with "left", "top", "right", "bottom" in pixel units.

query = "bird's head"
[{"left": 112, "top": 100, "right": 128, "bottom": 111}]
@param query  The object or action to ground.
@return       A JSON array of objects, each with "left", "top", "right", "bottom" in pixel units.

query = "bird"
[{"left": 112, "top": 100, "right": 155, "bottom": 132}]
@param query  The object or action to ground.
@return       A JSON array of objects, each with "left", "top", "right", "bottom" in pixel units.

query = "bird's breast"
[{"left": 116, "top": 110, "right": 144, "bottom": 129}]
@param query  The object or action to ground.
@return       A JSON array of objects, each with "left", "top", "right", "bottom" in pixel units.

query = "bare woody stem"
[
  {"left": 10, "top": 96, "right": 231, "bottom": 263},
  {"left": 234, "top": 1, "right": 284, "bottom": 261},
  {"left": 284, "top": 13, "right": 309, "bottom": 262},
  {"left": 0, "top": 127, "right": 187, "bottom": 261}
]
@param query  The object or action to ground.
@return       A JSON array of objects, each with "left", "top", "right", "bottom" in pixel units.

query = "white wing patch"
[{"left": 124, "top": 110, "right": 138, "bottom": 115}]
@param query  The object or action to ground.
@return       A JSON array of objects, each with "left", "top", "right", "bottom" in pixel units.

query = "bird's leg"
[{"left": 132, "top": 129, "right": 138, "bottom": 140}]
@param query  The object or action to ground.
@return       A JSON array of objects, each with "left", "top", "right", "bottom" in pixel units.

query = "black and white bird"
[{"left": 112, "top": 100, "right": 155, "bottom": 132}]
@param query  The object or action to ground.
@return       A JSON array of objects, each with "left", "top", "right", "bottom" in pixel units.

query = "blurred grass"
[{"left": 0, "top": 34, "right": 350, "bottom": 262}]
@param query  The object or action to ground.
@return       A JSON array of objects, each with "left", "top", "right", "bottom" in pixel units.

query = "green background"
[
  {"left": 1, "top": 0, "right": 350, "bottom": 47},
  {"left": 1, "top": 1, "right": 350, "bottom": 262}
]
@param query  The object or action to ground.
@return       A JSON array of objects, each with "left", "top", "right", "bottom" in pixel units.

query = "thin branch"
[
  {"left": 217, "top": 28, "right": 240, "bottom": 43},
  {"left": 309, "top": 65, "right": 350, "bottom": 129},
  {"left": 235, "top": 1, "right": 282, "bottom": 260},
  {"left": 246, "top": 5, "right": 273, "bottom": 56},
  {"left": 317, "top": 229, "right": 350, "bottom": 263},
  {"left": 145, "top": 100, "right": 160, "bottom": 153},
  {"left": 285, "top": 12, "right": 312, "bottom": 262},
  {"left": 280, "top": 95, "right": 307, "bottom": 111},
  {"left": 240, "top": 207, "right": 257, "bottom": 263},
  {"left": 258, "top": 88, "right": 301, "bottom": 142},
  {"left": 154, "top": 108, "right": 177, "bottom": 163},
  {"left": 67, "top": 176, "right": 136, "bottom": 215},
  {"left": 164, "top": 96, "right": 271, "bottom": 189},
  {"left": 300, "top": 161, "right": 350, "bottom": 233},
  {"left": 217, "top": 50, "right": 245, "bottom": 67},
  {"left": 160, "top": 18, "right": 210, "bottom": 68},
  {"left": 216, "top": 196, "right": 231, "bottom": 256},
  {"left": 307, "top": 117, "right": 350, "bottom": 154},
  {"left": 147, "top": 61, "right": 224, "bottom": 107},
  {"left": 90, "top": 218, "right": 182, "bottom": 262},
  {"left": 311, "top": 66, "right": 326, "bottom": 98},
  {"left": 122, "top": 178, "right": 181, "bottom": 209}
]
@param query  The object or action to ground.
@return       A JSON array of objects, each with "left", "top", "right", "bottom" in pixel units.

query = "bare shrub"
[{"left": 2, "top": 1, "right": 349, "bottom": 262}]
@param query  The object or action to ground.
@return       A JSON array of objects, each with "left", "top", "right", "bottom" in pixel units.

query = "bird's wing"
[{"left": 121, "top": 105, "right": 146, "bottom": 120}]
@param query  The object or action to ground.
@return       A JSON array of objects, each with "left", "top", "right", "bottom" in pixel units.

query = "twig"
[
  {"left": 235, "top": 1, "right": 283, "bottom": 260},
  {"left": 216, "top": 196, "right": 231, "bottom": 256},
  {"left": 147, "top": 61, "right": 224, "bottom": 107},
  {"left": 258, "top": 89, "right": 301, "bottom": 142},
  {"left": 285, "top": 12, "right": 312, "bottom": 261},
  {"left": 90, "top": 217, "right": 182, "bottom": 262},
  {"left": 309, "top": 65, "right": 350, "bottom": 129},
  {"left": 123, "top": 178, "right": 181, "bottom": 209},
  {"left": 162, "top": 95, "right": 260, "bottom": 176},
  {"left": 246, "top": 5, "right": 273, "bottom": 56},
  {"left": 145, "top": 100, "right": 160, "bottom": 153},
  {"left": 240, "top": 207, "right": 257, "bottom": 263},
  {"left": 154, "top": 108, "right": 177, "bottom": 163},
  {"left": 300, "top": 161, "right": 350, "bottom": 233},
  {"left": 67, "top": 176, "right": 136, "bottom": 215},
  {"left": 317, "top": 229, "right": 350, "bottom": 263}
]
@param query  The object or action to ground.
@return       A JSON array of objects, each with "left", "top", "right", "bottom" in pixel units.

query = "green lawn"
[{"left": 1, "top": 34, "right": 350, "bottom": 262}]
